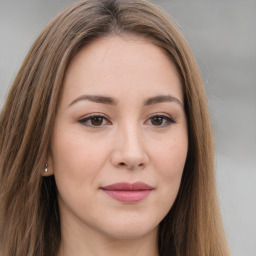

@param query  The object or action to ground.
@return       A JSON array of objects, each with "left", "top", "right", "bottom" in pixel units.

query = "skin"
[{"left": 47, "top": 35, "right": 188, "bottom": 256}]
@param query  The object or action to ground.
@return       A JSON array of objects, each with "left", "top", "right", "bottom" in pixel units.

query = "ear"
[{"left": 42, "top": 153, "right": 54, "bottom": 176}]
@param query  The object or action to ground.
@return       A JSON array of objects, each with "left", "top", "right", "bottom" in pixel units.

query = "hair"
[{"left": 0, "top": 0, "right": 230, "bottom": 255}]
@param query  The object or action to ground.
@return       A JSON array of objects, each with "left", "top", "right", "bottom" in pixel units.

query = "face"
[{"left": 48, "top": 35, "right": 188, "bottom": 241}]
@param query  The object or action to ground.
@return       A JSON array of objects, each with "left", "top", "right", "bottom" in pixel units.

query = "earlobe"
[
  {"left": 44, "top": 164, "right": 48, "bottom": 173},
  {"left": 42, "top": 155, "right": 54, "bottom": 176},
  {"left": 42, "top": 163, "right": 54, "bottom": 176}
]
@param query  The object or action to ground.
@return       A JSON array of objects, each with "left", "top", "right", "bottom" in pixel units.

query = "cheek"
[
  {"left": 167, "top": 142, "right": 187, "bottom": 174},
  {"left": 152, "top": 133, "right": 188, "bottom": 200},
  {"left": 155, "top": 133, "right": 188, "bottom": 176},
  {"left": 51, "top": 128, "right": 110, "bottom": 185}
]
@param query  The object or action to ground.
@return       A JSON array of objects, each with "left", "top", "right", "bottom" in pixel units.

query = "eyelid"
[
  {"left": 145, "top": 113, "right": 176, "bottom": 127},
  {"left": 78, "top": 113, "right": 112, "bottom": 127}
]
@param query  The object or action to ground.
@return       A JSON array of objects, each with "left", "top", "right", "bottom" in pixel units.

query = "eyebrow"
[
  {"left": 68, "top": 94, "right": 183, "bottom": 108},
  {"left": 68, "top": 95, "right": 118, "bottom": 107},
  {"left": 143, "top": 95, "right": 183, "bottom": 107}
]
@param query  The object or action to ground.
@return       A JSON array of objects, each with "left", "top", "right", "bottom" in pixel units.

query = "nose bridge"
[
  {"left": 123, "top": 122, "right": 143, "bottom": 152},
  {"left": 111, "top": 120, "right": 149, "bottom": 169}
]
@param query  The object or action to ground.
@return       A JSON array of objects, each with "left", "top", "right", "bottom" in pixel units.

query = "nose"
[{"left": 110, "top": 124, "right": 149, "bottom": 170}]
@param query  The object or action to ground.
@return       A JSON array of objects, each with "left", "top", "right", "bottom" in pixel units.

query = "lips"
[{"left": 100, "top": 182, "right": 153, "bottom": 203}]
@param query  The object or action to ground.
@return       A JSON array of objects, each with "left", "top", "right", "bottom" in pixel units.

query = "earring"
[{"left": 44, "top": 164, "right": 48, "bottom": 173}]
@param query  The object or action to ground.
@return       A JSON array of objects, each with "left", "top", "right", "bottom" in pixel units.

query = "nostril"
[{"left": 118, "top": 162, "right": 144, "bottom": 169}]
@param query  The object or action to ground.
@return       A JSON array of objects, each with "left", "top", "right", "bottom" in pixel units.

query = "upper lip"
[{"left": 101, "top": 182, "right": 153, "bottom": 191}]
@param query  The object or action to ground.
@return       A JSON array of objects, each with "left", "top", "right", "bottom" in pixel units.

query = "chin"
[{"left": 100, "top": 219, "right": 159, "bottom": 240}]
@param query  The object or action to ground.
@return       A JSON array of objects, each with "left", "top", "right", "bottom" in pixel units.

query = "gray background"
[{"left": 0, "top": 0, "right": 255, "bottom": 255}]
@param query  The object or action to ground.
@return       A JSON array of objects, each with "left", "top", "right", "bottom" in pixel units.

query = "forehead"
[{"left": 61, "top": 35, "right": 183, "bottom": 106}]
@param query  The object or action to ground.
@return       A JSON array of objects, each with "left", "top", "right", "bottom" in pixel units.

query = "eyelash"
[
  {"left": 78, "top": 113, "right": 175, "bottom": 128},
  {"left": 79, "top": 114, "right": 111, "bottom": 127},
  {"left": 145, "top": 114, "right": 176, "bottom": 127}
]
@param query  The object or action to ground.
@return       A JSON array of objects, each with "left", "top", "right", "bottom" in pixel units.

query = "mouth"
[{"left": 100, "top": 182, "right": 153, "bottom": 203}]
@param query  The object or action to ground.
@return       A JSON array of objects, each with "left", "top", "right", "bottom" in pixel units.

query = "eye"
[
  {"left": 79, "top": 114, "right": 110, "bottom": 127},
  {"left": 146, "top": 115, "right": 175, "bottom": 127}
]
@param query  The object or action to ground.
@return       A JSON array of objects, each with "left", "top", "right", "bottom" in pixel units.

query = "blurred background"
[{"left": 0, "top": 0, "right": 255, "bottom": 255}]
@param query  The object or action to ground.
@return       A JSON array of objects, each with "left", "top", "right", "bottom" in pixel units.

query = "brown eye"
[
  {"left": 91, "top": 116, "right": 104, "bottom": 126},
  {"left": 79, "top": 115, "right": 110, "bottom": 127},
  {"left": 147, "top": 115, "right": 175, "bottom": 127},
  {"left": 151, "top": 116, "right": 164, "bottom": 126}
]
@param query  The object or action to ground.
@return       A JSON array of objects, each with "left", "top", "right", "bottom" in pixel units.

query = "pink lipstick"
[{"left": 101, "top": 182, "right": 153, "bottom": 203}]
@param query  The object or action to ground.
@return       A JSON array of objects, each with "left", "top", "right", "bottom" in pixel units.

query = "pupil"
[
  {"left": 152, "top": 117, "right": 163, "bottom": 125},
  {"left": 92, "top": 117, "right": 103, "bottom": 126}
]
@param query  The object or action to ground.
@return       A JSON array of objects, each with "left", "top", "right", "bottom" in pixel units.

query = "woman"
[{"left": 0, "top": 0, "right": 230, "bottom": 255}]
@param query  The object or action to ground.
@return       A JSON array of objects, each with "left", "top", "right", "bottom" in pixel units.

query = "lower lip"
[{"left": 101, "top": 189, "right": 152, "bottom": 203}]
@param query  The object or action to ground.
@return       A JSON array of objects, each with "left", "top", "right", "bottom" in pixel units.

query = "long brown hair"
[{"left": 0, "top": 0, "right": 230, "bottom": 255}]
